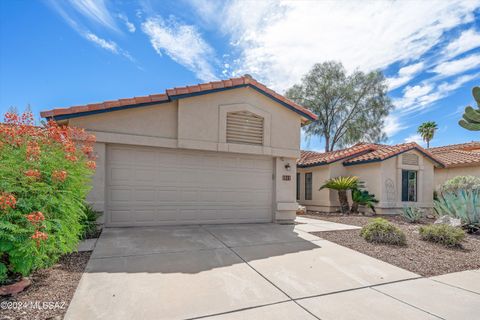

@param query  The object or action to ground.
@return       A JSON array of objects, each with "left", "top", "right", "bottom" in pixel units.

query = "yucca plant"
[
  {"left": 351, "top": 188, "right": 378, "bottom": 214},
  {"left": 320, "top": 176, "right": 359, "bottom": 214}
]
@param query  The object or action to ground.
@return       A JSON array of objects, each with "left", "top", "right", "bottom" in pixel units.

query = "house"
[
  {"left": 296, "top": 142, "right": 445, "bottom": 214},
  {"left": 40, "top": 76, "right": 317, "bottom": 226},
  {"left": 429, "top": 141, "right": 480, "bottom": 187}
]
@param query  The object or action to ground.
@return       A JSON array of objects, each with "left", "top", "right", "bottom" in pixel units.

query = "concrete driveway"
[{"left": 65, "top": 222, "right": 479, "bottom": 320}]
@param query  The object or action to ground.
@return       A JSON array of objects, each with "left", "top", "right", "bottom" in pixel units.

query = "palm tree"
[
  {"left": 417, "top": 121, "right": 438, "bottom": 148},
  {"left": 351, "top": 188, "right": 379, "bottom": 214},
  {"left": 320, "top": 176, "right": 359, "bottom": 214}
]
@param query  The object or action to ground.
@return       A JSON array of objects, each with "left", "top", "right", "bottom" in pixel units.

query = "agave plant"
[
  {"left": 434, "top": 189, "right": 480, "bottom": 232},
  {"left": 351, "top": 188, "right": 378, "bottom": 214},
  {"left": 401, "top": 206, "right": 424, "bottom": 223},
  {"left": 320, "top": 176, "right": 359, "bottom": 214}
]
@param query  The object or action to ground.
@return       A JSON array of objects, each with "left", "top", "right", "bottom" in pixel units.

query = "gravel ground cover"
[
  {"left": 307, "top": 213, "right": 480, "bottom": 277},
  {"left": 1, "top": 252, "right": 91, "bottom": 320}
]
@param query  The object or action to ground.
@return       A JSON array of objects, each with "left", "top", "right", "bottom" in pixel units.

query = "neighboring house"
[
  {"left": 41, "top": 76, "right": 317, "bottom": 226},
  {"left": 429, "top": 142, "right": 480, "bottom": 187},
  {"left": 297, "top": 142, "right": 444, "bottom": 214}
]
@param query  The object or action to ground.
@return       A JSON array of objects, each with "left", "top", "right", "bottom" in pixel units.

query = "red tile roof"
[
  {"left": 429, "top": 141, "right": 480, "bottom": 168},
  {"left": 297, "top": 143, "right": 377, "bottom": 167},
  {"left": 343, "top": 142, "right": 443, "bottom": 166},
  {"left": 40, "top": 76, "right": 317, "bottom": 122},
  {"left": 298, "top": 142, "right": 444, "bottom": 167}
]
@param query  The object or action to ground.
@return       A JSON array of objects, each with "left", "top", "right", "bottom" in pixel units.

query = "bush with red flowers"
[{"left": 0, "top": 110, "right": 96, "bottom": 284}]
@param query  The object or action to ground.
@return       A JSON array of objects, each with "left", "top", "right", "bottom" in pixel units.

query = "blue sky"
[{"left": 0, "top": 0, "right": 479, "bottom": 151}]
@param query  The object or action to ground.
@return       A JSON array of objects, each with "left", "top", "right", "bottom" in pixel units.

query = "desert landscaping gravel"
[
  {"left": 0, "top": 252, "right": 91, "bottom": 320},
  {"left": 307, "top": 213, "right": 480, "bottom": 277}
]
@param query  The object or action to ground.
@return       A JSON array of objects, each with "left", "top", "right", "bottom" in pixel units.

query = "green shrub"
[
  {"left": 79, "top": 204, "right": 101, "bottom": 239},
  {"left": 401, "top": 206, "right": 423, "bottom": 223},
  {"left": 438, "top": 175, "right": 480, "bottom": 193},
  {"left": 0, "top": 111, "right": 96, "bottom": 284},
  {"left": 419, "top": 224, "right": 465, "bottom": 247},
  {"left": 360, "top": 218, "right": 406, "bottom": 245}
]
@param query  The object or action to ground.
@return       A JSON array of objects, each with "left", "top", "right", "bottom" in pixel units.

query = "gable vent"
[
  {"left": 226, "top": 111, "right": 264, "bottom": 145},
  {"left": 402, "top": 153, "right": 419, "bottom": 165}
]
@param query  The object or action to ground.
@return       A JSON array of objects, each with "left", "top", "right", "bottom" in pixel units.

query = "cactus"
[{"left": 459, "top": 87, "right": 480, "bottom": 131}]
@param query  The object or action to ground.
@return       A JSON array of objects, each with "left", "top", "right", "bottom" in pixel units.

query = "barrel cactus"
[{"left": 459, "top": 87, "right": 480, "bottom": 131}]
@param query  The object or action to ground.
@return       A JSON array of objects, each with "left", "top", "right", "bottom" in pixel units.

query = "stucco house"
[
  {"left": 297, "top": 142, "right": 445, "bottom": 215},
  {"left": 430, "top": 141, "right": 480, "bottom": 187},
  {"left": 41, "top": 76, "right": 317, "bottom": 226}
]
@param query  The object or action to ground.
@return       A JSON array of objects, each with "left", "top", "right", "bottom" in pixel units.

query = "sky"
[{"left": 0, "top": 0, "right": 479, "bottom": 151}]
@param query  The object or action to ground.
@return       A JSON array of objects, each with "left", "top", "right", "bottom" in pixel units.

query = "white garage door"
[{"left": 106, "top": 145, "right": 274, "bottom": 226}]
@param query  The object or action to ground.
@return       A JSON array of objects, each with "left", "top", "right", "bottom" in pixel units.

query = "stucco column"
[
  {"left": 274, "top": 157, "right": 297, "bottom": 223},
  {"left": 87, "top": 141, "right": 106, "bottom": 224}
]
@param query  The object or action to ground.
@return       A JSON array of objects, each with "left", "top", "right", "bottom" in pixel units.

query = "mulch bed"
[
  {"left": 307, "top": 212, "right": 480, "bottom": 277},
  {"left": 0, "top": 251, "right": 91, "bottom": 320}
]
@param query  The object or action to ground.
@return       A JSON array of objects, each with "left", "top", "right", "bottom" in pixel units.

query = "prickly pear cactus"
[{"left": 459, "top": 87, "right": 480, "bottom": 131}]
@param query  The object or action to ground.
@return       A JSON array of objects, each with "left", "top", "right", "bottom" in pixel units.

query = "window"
[
  {"left": 305, "top": 173, "right": 312, "bottom": 200},
  {"left": 226, "top": 111, "right": 264, "bottom": 145},
  {"left": 296, "top": 172, "right": 300, "bottom": 200},
  {"left": 402, "top": 170, "right": 417, "bottom": 202}
]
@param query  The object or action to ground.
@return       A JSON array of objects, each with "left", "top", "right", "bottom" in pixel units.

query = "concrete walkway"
[{"left": 65, "top": 222, "right": 479, "bottom": 320}]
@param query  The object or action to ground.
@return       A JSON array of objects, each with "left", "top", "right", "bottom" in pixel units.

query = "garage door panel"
[
  {"left": 106, "top": 145, "right": 273, "bottom": 226},
  {"left": 108, "top": 147, "right": 133, "bottom": 164}
]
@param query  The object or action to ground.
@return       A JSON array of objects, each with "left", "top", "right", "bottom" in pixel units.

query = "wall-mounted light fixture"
[{"left": 284, "top": 163, "right": 291, "bottom": 171}]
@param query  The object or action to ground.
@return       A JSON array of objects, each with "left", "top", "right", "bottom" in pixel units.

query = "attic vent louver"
[
  {"left": 226, "top": 111, "right": 264, "bottom": 145},
  {"left": 402, "top": 153, "right": 419, "bottom": 165}
]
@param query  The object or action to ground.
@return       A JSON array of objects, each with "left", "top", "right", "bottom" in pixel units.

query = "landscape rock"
[
  {"left": 0, "top": 278, "right": 31, "bottom": 296},
  {"left": 296, "top": 205, "right": 307, "bottom": 215},
  {"left": 434, "top": 215, "right": 462, "bottom": 227}
]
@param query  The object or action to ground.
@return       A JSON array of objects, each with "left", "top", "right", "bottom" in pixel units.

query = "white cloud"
[
  {"left": 431, "top": 53, "right": 480, "bottom": 77},
  {"left": 443, "top": 28, "right": 480, "bottom": 59},
  {"left": 84, "top": 32, "right": 118, "bottom": 53},
  {"left": 117, "top": 13, "right": 136, "bottom": 33},
  {"left": 142, "top": 16, "right": 216, "bottom": 81},
  {"left": 47, "top": 1, "right": 135, "bottom": 62},
  {"left": 387, "top": 62, "right": 425, "bottom": 90},
  {"left": 383, "top": 114, "right": 407, "bottom": 138},
  {"left": 404, "top": 133, "right": 424, "bottom": 146},
  {"left": 190, "top": 0, "right": 479, "bottom": 91},
  {"left": 394, "top": 72, "right": 479, "bottom": 112},
  {"left": 68, "top": 0, "right": 119, "bottom": 32},
  {"left": 83, "top": 32, "right": 135, "bottom": 62}
]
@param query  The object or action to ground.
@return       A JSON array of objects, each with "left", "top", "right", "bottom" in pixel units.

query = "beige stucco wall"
[
  {"left": 297, "top": 150, "right": 437, "bottom": 215},
  {"left": 70, "top": 102, "right": 178, "bottom": 139},
  {"left": 434, "top": 166, "right": 480, "bottom": 189},
  {"left": 67, "top": 87, "right": 305, "bottom": 223},
  {"left": 297, "top": 165, "right": 331, "bottom": 211}
]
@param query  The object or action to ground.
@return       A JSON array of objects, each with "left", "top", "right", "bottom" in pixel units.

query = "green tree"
[
  {"left": 286, "top": 61, "right": 393, "bottom": 152},
  {"left": 417, "top": 121, "right": 438, "bottom": 148},
  {"left": 320, "top": 176, "right": 359, "bottom": 214},
  {"left": 459, "top": 87, "right": 480, "bottom": 131}
]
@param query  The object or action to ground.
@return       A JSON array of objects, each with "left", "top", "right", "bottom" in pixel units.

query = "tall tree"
[
  {"left": 417, "top": 121, "right": 438, "bottom": 148},
  {"left": 286, "top": 61, "right": 393, "bottom": 152},
  {"left": 459, "top": 86, "right": 480, "bottom": 131}
]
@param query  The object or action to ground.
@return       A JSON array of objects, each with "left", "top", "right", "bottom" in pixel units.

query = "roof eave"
[
  {"left": 41, "top": 83, "right": 318, "bottom": 122},
  {"left": 343, "top": 147, "right": 445, "bottom": 168}
]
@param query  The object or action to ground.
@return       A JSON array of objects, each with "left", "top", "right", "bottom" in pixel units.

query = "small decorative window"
[
  {"left": 402, "top": 153, "right": 419, "bottom": 165},
  {"left": 305, "top": 173, "right": 313, "bottom": 200},
  {"left": 226, "top": 111, "right": 264, "bottom": 145}
]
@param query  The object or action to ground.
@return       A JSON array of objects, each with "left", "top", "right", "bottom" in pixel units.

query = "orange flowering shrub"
[{"left": 0, "top": 110, "right": 96, "bottom": 283}]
